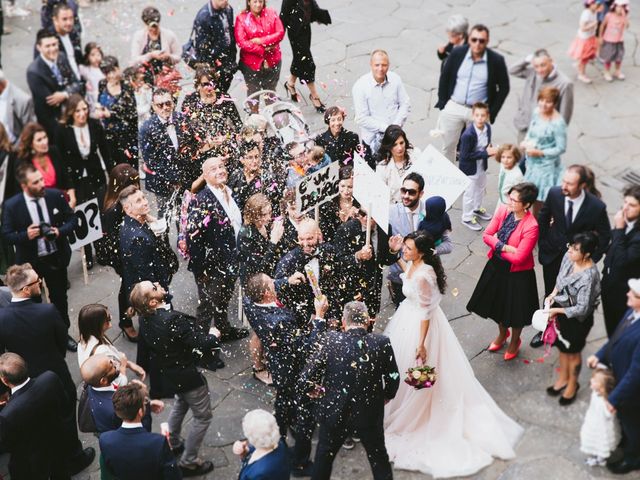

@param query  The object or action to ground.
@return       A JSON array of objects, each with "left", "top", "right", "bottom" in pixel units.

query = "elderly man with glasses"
[{"left": 435, "top": 24, "right": 510, "bottom": 162}]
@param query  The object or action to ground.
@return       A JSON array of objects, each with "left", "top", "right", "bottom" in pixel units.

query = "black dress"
[
  {"left": 98, "top": 80, "right": 139, "bottom": 168},
  {"left": 314, "top": 127, "right": 362, "bottom": 166},
  {"left": 467, "top": 213, "right": 539, "bottom": 328}
]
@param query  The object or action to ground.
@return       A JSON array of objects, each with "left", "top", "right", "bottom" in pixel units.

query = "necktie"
[
  {"left": 566, "top": 200, "right": 574, "bottom": 230},
  {"left": 32, "top": 199, "right": 52, "bottom": 253},
  {"left": 51, "top": 62, "right": 64, "bottom": 84}
]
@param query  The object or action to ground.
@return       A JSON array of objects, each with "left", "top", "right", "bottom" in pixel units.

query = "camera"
[{"left": 38, "top": 222, "right": 57, "bottom": 242}]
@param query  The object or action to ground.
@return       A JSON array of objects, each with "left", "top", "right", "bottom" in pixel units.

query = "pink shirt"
[
  {"left": 235, "top": 8, "right": 284, "bottom": 71},
  {"left": 483, "top": 205, "right": 539, "bottom": 272},
  {"left": 602, "top": 12, "right": 627, "bottom": 43},
  {"left": 32, "top": 155, "right": 58, "bottom": 189}
]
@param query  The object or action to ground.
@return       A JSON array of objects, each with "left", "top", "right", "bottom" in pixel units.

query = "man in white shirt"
[
  {"left": 352, "top": 50, "right": 410, "bottom": 167},
  {"left": 51, "top": 3, "right": 81, "bottom": 79},
  {"left": 0, "top": 70, "right": 35, "bottom": 144}
]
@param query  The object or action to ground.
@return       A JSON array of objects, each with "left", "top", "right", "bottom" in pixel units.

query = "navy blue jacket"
[
  {"left": 186, "top": 186, "right": 238, "bottom": 278},
  {"left": 239, "top": 438, "right": 290, "bottom": 480},
  {"left": 1, "top": 188, "right": 78, "bottom": 266},
  {"left": 192, "top": 2, "right": 237, "bottom": 71},
  {"left": 88, "top": 387, "right": 152, "bottom": 433},
  {"left": 458, "top": 122, "right": 492, "bottom": 175},
  {"left": 99, "top": 426, "right": 181, "bottom": 480},
  {"left": 436, "top": 45, "right": 510, "bottom": 123},
  {"left": 596, "top": 309, "right": 640, "bottom": 412}
]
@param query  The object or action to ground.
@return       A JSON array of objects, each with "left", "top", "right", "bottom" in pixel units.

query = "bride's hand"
[{"left": 416, "top": 345, "right": 427, "bottom": 364}]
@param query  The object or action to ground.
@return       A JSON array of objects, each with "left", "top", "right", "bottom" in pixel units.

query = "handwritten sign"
[
  {"left": 295, "top": 161, "right": 340, "bottom": 213},
  {"left": 409, "top": 144, "right": 471, "bottom": 209},
  {"left": 68, "top": 198, "right": 102, "bottom": 250},
  {"left": 353, "top": 154, "right": 390, "bottom": 233}
]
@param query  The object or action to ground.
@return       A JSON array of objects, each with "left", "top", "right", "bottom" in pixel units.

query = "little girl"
[
  {"left": 580, "top": 368, "right": 621, "bottom": 466},
  {"left": 78, "top": 42, "right": 105, "bottom": 116},
  {"left": 495, "top": 144, "right": 524, "bottom": 206},
  {"left": 568, "top": 0, "right": 602, "bottom": 83},
  {"left": 599, "top": 0, "right": 629, "bottom": 81}
]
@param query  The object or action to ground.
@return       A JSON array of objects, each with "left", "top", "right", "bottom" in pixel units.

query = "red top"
[
  {"left": 32, "top": 155, "right": 58, "bottom": 189},
  {"left": 483, "top": 205, "right": 539, "bottom": 272},
  {"left": 235, "top": 7, "right": 284, "bottom": 71}
]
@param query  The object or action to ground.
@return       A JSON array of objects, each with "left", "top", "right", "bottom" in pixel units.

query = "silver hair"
[
  {"left": 342, "top": 301, "right": 370, "bottom": 326},
  {"left": 446, "top": 14, "right": 469, "bottom": 35},
  {"left": 242, "top": 409, "right": 280, "bottom": 449}
]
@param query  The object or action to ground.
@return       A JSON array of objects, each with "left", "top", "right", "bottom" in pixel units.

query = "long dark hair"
[
  {"left": 103, "top": 164, "right": 140, "bottom": 211},
  {"left": 377, "top": 125, "right": 412, "bottom": 166},
  {"left": 405, "top": 230, "right": 447, "bottom": 294},
  {"left": 78, "top": 304, "right": 111, "bottom": 345}
]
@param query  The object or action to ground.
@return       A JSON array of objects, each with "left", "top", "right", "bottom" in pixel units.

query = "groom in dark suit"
[
  {"left": 299, "top": 301, "right": 399, "bottom": 480},
  {"left": 589, "top": 279, "right": 640, "bottom": 474}
]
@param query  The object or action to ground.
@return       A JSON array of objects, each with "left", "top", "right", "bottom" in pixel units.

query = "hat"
[
  {"left": 629, "top": 279, "right": 640, "bottom": 294},
  {"left": 141, "top": 6, "right": 161, "bottom": 26}
]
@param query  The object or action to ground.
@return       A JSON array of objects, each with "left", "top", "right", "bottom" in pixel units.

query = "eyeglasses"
[
  {"left": 199, "top": 81, "right": 214, "bottom": 88},
  {"left": 152, "top": 284, "right": 158, "bottom": 291},
  {"left": 508, "top": 196, "right": 522, "bottom": 204},
  {"left": 154, "top": 100, "right": 173, "bottom": 109},
  {"left": 21, "top": 277, "right": 42, "bottom": 290},
  {"left": 469, "top": 37, "right": 487, "bottom": 44},
  {"left": 400, "top": 187, "right": 418, "bottom": 195}
]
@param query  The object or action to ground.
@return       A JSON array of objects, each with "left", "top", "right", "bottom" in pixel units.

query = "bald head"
[
  {"left": 297, "top": 218, "right": 321, "bottom": 254},
  {"left": 202, "top": 156, "right": 228, "bottom": 187},
  {"left": 81, "top": 354, "right": 117, "bottom": 387},
  {"left": 370, "top": 50, "right": 390, "bottom": 84},
  {"left": 0, "top": 352, "right": 28, "bottom": 387}
]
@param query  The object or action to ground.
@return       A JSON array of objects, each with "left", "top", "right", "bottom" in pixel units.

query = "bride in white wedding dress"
[{"left": 384, "top": 231, "right": 524, "bottom": 478}]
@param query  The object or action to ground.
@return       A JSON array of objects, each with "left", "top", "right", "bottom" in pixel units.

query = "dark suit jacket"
[
  {"left": 298, "top": 328, "right": 399, "bottom": 427},
  {"left": 458, "top": 122, "right": 492, "bottom": 175},
  {"left": 193, "top": 2, "right": 237, "bottom": 71},
  {"left": 140, "top": 112, "right": 192, "bottom": 196},
  {"left": 596, "top": 310, "right": 640, "bottom": 412},
  {"left": 88, "top": 387, "right": 152, "bottom": 433},
  {"left": 99, "top": 426, "right": 181, "bottom": 480},
  {"left": 0, "top": 372, "right": 70, "bottom": 480},
  {"left": 139, "top": 308, "right": 220, "bottom": 395},
  {"left": 537, "top": 187, "right": 611, "bottom": 265},
  {"left": 56, "top": 119, "right": 113, "bottom": 201},
  {"left": 186, "top": 186, "right": 239, "bottom": 278},
  {"left": 119, "top": 215, "right": 175, "bottom": 297},
  {"left": 237, "top": 224, "right": 283, "bottom": 286},
  {"left": 33, "top": 30, "right": 83, "bottom": 67},
  {"left": 1, "top": 188, "right": 78, "bottom": 266},
  {"left": 26, "top": 55, "right": 84, "bottom": 139},
  {"left": 334, "top": 219, "right": 395, "bottom": 316},
  {"left": 436, "top": 45, "right": 510, "bottom": 123},
  {"left": 602, "top": 224, "right": 640, "bottom": 294}
]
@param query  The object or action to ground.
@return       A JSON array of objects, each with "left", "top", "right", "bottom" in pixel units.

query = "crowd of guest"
[{"left": 0, "top": 0, "right": 638, "bottom": 479}]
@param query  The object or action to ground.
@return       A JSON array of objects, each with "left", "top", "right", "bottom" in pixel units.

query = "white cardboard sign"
[
  {"left": 68, "top": 198, "right": 102, "bottom": 250},
  {"left": 295, "top": 160, "right": 341, "bottom": 213},
  {"left": 352, "top": 154, "right": 390, "bottom": 233}
]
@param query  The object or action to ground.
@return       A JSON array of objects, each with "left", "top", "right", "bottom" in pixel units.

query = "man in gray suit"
[
  {"left": 0, "top": 70, "right": 36, "bottom": 144},
  {"left": 0, "top": 286, "right": 11, "bottom": 307}
]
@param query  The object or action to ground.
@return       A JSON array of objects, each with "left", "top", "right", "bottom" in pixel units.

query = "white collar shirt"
[
  {"left": 11, "top": 377, "right": 31, "bottom": 395},
  {"left": 59, "top": 34, "right": 80, "bottom": 78},
  {"left": 626, "top": 219, "right": 636, "bottom": 235},
  {"left": 0, "top": 85, "right": 13, "bottom": 142},
  {"left": 73, "top": 124, "right": 91, "bottom": 161},
  {"left": 23, "top": 192, "right": 57, "bottom": 256},
  {"left": 207, "top": 184, "right": 242, "bottom": 238},
  {"left": 565, "top": 189, "right": 586, "bottom": 221}
]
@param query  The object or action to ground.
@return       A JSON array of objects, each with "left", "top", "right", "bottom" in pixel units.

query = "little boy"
[{"left": 458, "top": 102, "right": 497, "bottom": 231}]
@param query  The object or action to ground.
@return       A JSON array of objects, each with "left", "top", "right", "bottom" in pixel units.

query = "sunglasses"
[
  {"left": 199, "top": 81, "right": 214, "bottom": 88},
  {"left": 400, "top": 187, "right": 418, "bottom": 195},
  {"left": 469, "top": 37, "right": 487, "bottom": 44},
  {"left": 154, "top": 100, "right": 173, "bottom": 109},
  {"left": 22, "top": 277, "right": 42, "bottom": 289}
]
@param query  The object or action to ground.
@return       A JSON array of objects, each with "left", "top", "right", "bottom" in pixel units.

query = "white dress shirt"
[
  {"left": 207, "top": 184, "right": 242, "bottom": 238},
  {"left": 626, "top": 219, "right": 636, "bottom": 235},
  {"left": 73, "top": 124, "right": 91, "bottom": 162},
  {"left": 59, "top": 34, "right": 80, "bottom": 78},
  {"left": 121, "top": 421, "right": 144, "bottom": 429},
  {"left": 23, "top": 192, "right": 57, "bottom": 256},
  {"left": 565, "top": 189, "right": 586, "bottom": 223},
  {"left": 11, "top": 377, "right": 31, "bottom": 395},
  {"left": 159, "top": 116, "right": 178, "bottom": 150},
  {"left": 0, "top": 84, "right": 14, "bottom": 142},
  {"left": 352, "top": 71, "right": 410, "bottom": 152}
]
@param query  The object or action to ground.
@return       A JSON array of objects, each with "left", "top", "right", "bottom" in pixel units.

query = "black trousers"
[
  {"left": 274, "top": 382, "right": 313, "bottom": 466},
  {"left": 195, "top": 272, "right": 236, "bottom": 331},
  {"left": 312, "top": 418, "right": 392, "bottom": 480},
  {"left": 32, "top": 255, "right": 70, "bottom": 328},
  {"left": 388, "top": 280, "right": 405, "bottom": 308},
  {"left": 618, "top": 411, "right": 640, "bottom": 465},
  {"left": 602, "top": 282, "right": 628, "bottom": 338},
  {"left": 542, "top": 254, "right": 564, "bottom": 297}
]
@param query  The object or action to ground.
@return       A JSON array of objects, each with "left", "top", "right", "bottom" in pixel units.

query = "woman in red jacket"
[
  {"left": 235, "top": 0, "right": 285, "bottom": 100},
  {"left": 467, "top": 182, "right": 540, "bottom": 361}
]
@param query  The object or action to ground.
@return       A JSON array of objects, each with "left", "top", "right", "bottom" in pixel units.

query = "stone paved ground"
[{"left": 2, "top": 0, "right": 640, "bottom": 478}]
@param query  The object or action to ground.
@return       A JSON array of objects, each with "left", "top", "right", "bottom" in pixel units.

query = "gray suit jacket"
[
  {"left": 2, "top": 82, "right": 36, "bottom": 143},
  {"left": 387, "top": 202, "right": 425, "bottom": 284},
  {"left": 0, "top": 287, "right": 11, "bottom": 308}
]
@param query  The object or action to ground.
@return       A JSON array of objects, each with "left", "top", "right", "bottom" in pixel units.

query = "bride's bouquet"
[{"left": 404, "top": 365, "right": 437, "bottom": 390}]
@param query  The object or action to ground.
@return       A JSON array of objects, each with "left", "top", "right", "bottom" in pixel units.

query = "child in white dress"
[
  {"left": 580, "top": 368, "right": 621, "bottom": 466},
  {"left": 495, "top": 144, "right": 524, "bottom": 207}
]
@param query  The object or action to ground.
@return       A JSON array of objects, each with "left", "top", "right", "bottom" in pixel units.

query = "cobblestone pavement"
[{"left": 1, "top": 0, "right": 639, "bottom": 478}]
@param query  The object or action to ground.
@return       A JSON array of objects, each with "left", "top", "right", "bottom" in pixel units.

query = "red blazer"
[
  {"left": 235, "top": 8, "right": 285, "bottom": 71},
  {"left": 483, "top": 205, "right": 539, "bottom": 272}
]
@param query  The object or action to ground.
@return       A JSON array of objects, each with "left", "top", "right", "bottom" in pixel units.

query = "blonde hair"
[{"left": 308, "top": 146, "right": 325, "bottom": 165}]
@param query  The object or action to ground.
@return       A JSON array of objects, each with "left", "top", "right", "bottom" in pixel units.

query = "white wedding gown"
[{"left": 383, "top": 263, "right": 524, "bottom": 478}]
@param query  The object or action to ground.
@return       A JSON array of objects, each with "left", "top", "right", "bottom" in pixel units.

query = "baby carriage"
[{"left": 242, "top": 90, "right": 311, "bottom": 145}]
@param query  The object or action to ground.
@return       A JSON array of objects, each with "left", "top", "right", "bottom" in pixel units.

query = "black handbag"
[
  {"left": 182, "top": 27, "right": 199, "bottom": 69},
  {"left": 77, "top": 382, "right": 97, "bottom": 433}
]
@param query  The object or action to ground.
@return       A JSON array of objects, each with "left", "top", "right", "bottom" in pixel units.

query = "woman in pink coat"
[
  {"left": 467, "top": 182, "right": 540, "bottom": 361},
  {"left": 235, "top": 0, "right": 285, "bottom": 99}
]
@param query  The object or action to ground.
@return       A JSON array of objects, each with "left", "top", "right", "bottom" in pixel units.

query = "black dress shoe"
[
  {"left": 530, "top": 331, "right": 544, "bottom": 348},
  {"left": 170, "top": 442, "right": 185, "bottom": 456},
  {"left": 607, "top": 459, "right": 640, "bottom": 474},
  {"left": 220, "top": 327, "right": 250, "bottom": 342},
  {"left": 559, "top": 383, "right": 580, "bottom": 406},
  {"left": 546, "top": 384, "right": 567, "bottom": 396},
  {"left": 69, "top": 447, "right": 96, "bottom": 475},
  {"left": 180, "top": 460, "right": 214, "bottom": 477},
  {"left": 291, "top": 460, "right": 314, "bottom": 477},
  {"left": 198, "top": 356, "right": 225, "bottom": 371},
  {"left": 66, "top": 335, "right": 78, "bottom": 352}
]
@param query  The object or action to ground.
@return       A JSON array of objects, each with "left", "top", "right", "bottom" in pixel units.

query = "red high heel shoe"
[
  {"left": 504, "top": 339, "right": 522, "bottom": 361},
  {"left": 488, "top": 329, "right": 510, "bottom": 352}
]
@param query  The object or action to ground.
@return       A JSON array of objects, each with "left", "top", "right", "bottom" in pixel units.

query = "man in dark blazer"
[
  {"left": 533, "top": 165, "right": 611, "bottom": 348},
  {"left": 334, "top": 211, "right": 398, "bottom": 320},
  {"left": 0, "top": 353, "right": 71, "bottom": 479},
  {"left": 130, "top": 280, "right": 219, "bottom": 477},
  {"left": 186, "top": 156, "right": 248, "bottom": 341},
  {"left": 1, "top": 163, "right": 78, "bottom": 350},
  {"left": 243, "top": 273, "right": 326, "bottom": 476},
  {"left": 589, "top": 280, "right": 640, "bottom": 474},
  {"left": 435, "top": 24, "right": 509, "bottom": 161},
  {"left": 601, "top": 185, "right": 640, "bottom": 337},
  {"left": 99, "top": 382, "right": 181, "bottom": 480},
  {"left": 139, "top": 88, "right": 193, "bottom": 218},
  {"left": 299, "top": 301, "right": 399, "bottom": 480},
  {"left": 26, "top": 29, "right": 84, "bottom": 140},
  {"left": 275, "top": 218, "right": 345, "bottom": 327},
  {"left": 0, "top": 264, "right": 95, "bottom": 474}
]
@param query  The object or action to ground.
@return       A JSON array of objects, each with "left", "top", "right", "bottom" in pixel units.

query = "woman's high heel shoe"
[
  {"left": 503, "top": 338, "right": 522, "bottom": 361},
  {"left": 284, "top": 81, "right": 299, "bottom": 102},
  {"left": 309, "top": 94, "right": 326, "bottom": 113},
  {"left": 488, "top": 329, "right": 510, "bottom": 352},
  {"left": 121, "top": 327, "right": 139, "bottom": 343},
  {"left": 559, "top": 383, "right": 580, "bottom": 406}
]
